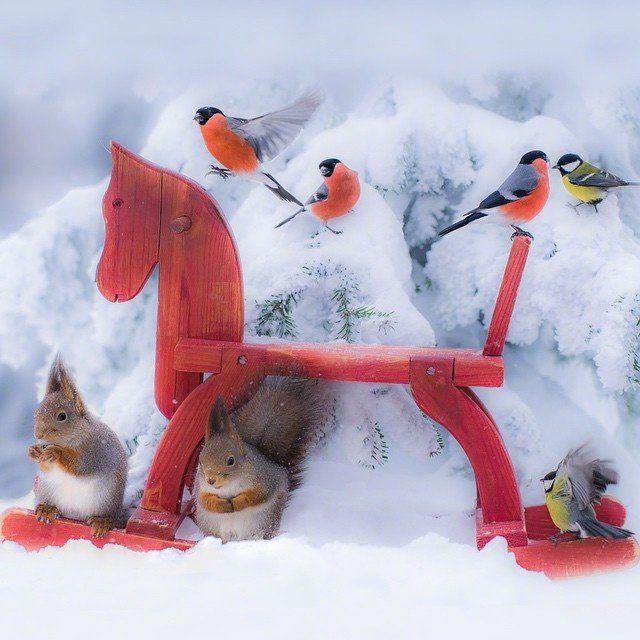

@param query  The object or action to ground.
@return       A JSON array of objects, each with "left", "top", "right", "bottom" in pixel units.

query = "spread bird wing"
[
  {"left": 559, "top": 444, "right": 618, "bottom": 510},
  {"left": 568, "top": 165, "right": 631, "bottom": 188},
  {"left": 229, "top": 91, "right": 323, "bottom": 164},
  {"left": 476, "top": 163, "right": 539, "bottom": 211}
]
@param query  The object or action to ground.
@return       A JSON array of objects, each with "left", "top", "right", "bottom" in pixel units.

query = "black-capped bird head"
[
  {"left": 194, "top": 107, "right": 223, "bottom": 125},
  {"left": 520, "top": 150, "right": 549, "bottom": 165},
  {"left": 540, "top": 470, "right": 557, "bottom": 493},
  {"left": 553, "top": 153, "right": 583, "bottom": 174},
  {"left": 319, "top": 158, "right": 341, "bottom": 177}
]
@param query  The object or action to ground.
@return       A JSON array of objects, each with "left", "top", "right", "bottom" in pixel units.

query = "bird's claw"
[
  {"left": 510, "top": 228, "right": 534, "bottom": 241},
  {"left": 548, "top": 532, "right": 580, "bottom": 545},
  {"left": 206, "top": 166, "right": 231, "bottom": 180}
]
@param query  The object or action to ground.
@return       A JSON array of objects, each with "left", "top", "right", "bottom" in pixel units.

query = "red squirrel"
[
  {"left": 195, "top": 377, "right": 324, "bottom": 542},
  {"left": 28, "top": 355, "right": 127, "bottom": 537}
]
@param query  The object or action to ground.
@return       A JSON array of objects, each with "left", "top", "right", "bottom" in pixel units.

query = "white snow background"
[{"left": 1, "top": 1, "right": 640, "bottom": 637}]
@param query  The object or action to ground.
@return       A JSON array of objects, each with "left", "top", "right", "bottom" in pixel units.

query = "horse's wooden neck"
[
  {"left": 99, "top": 142, "right": 244, "bottom": 418},
  {"left": 156, "top": 164, "right": 244, "bottom": 417}
]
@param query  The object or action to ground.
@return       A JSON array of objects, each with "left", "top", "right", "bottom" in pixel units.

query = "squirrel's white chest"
[
  {"left": 36, "top": 466, "right": 103, "bottom": 520},
  {"left": 195, "top": 497, "right": 280, "bottom": 542}
]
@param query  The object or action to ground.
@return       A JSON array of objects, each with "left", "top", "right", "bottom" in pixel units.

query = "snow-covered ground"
[{"left": 2, "top": 1, "right": 640, "bottom": 637}]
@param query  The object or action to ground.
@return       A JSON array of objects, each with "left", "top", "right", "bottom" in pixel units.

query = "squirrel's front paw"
[
  {"left": 87, "top": 516, "right": 113, "bottom": 538},
  {"left": 39, "top": 445, "right": 62, "bottom": 464},
  {"left": 28, "top": 444, "right": 46, "bottom": 462},
  {"left": 200, "top": 493, "right": 234, "bottom": 514},
  {"left": 35, "top": 503, "right": 60, "bottom": 524}
]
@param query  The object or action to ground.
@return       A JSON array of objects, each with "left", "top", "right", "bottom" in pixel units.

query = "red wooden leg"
[
  {"left": 410, "top": 355, "right": 527, "bottom": 549},
  {"left": 126, "top": 350, "right": 265, "bottom": 540}
]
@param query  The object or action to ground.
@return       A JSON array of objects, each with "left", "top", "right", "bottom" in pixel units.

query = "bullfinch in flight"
[{"left": 194, "top": 91, "right": 322, "bottom": 204}]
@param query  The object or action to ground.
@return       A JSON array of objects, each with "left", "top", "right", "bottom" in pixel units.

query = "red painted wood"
[
  {"left": 96, "top": 142, "right": 161, "bottom": 302},
  {"left": 125, "top": 507, "right": 186, "bottom": 540},
  {"left": 154, "top": 164, "right": 244, "bottom": 418},
  {"left": 524, "top": 497, "right": 627, "bottom": 541},
  {"left": 140, "top": 348, "right": 265, "bottom": 514},
  {"left": 0, "top": 508, "right": 194, "bottom": 552},
  {"left": 511, "top": 537, "right": 639, "bottom": 579},
  {"left": 174, "top": 339, "right": 504, "bottom": 388},
  {"left": 475, "top": 510, "right": 529, "bottom": 549},
  {"left": 87, "top": 142, "right": 638, "bottom": 575},
  {"left": 483, "top": 236, "right": 531, "bottom": 356},
  {"left": 96, "top": 142, "right": 244, "bottom": 419},
  {"left": 410, "top": 356, "right": 526, "bottom": 544}
]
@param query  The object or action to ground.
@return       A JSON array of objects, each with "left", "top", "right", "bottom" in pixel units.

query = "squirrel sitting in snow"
[
  {"left": 28, "top": 355, "right": 128, "bottom": 537},
  {"left": 195, "top": 377, "right": 323, "bottom": 542}
]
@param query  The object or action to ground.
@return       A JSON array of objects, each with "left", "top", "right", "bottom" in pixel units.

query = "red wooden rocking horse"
[{"left": 1, "top": 142, "right": 637, "bottom": 578}]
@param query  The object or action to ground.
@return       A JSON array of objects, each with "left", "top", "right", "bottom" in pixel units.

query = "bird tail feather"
[
  {"left": 275, "top": 207, "right": 306, "bottom": 229},
  {"left": 438, "top": 211, "right": 487, "bottom": 237},
  {"left": 256, "top": 172, "right": 303, "bottom": 205},
  {"left": 581, "top": 518, "right": 634, "bottom": 539}
]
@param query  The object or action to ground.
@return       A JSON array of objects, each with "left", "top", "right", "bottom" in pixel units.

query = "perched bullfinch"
[
  {"left": 194, "top": 91, "right": 322, "bottom": 204},
  {"left": 553, "top": 153, "right": 640, "bottom": 212},
  {"left": 275, "top": 158, "right": 360, "bottom": 234},
  {"left": 542, "top": 444, "right": 633, "bottom": 541},
  {"left": 438, "top": 150, "right": 550, "bottom": 239}
]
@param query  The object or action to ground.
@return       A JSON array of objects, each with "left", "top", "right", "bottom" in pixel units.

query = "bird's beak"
[
  {"left": 539, "top": 478, "right": 545, "bottom": 482},
  {"left": 552, "top": 164, "right": 559, "bottom": 170}
]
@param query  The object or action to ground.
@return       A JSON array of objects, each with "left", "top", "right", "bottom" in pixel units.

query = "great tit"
[
  {"left": 438, "top": 150, "right": 549, "bottom": 240},
  {"left": 553, "top": 153, "right": 640, "bottom": 212},
  {"left": 542, "top": 444, "right": 633, "bottom": 541}
]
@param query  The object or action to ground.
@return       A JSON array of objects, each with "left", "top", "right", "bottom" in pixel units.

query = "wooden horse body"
[{"left": 1, "top": 141, "right": 636, "bottom": 579}]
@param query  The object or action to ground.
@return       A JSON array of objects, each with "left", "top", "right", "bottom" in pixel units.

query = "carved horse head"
[{"left": 96, "top": 141, "right": 244, "bottom": 417}]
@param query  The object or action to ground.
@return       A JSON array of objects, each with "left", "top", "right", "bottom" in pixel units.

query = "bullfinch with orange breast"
[
  {"left": 275, "top": 158, "right": 360, "bottom": 234},
  {"left": 438, "top": 150, "right": 550, "bottom": 239},
  {"left": 194, "top": 91, "right": 322, "bottom": 204}
]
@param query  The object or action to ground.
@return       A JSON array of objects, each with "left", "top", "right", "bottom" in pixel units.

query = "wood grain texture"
[
  {"left": 524, "top": 496, "right": 627, "bottom": 541},
  {"left": 154, "top": 162, "right": 244, "bottom": 418},
  {"left": 96, "top": 142, "right": 161, "bottom": 303},
  {"left": 96, "top": 143, "right": 244, "bottom": 419},
  {"left": 483, "top": 236, "right": 531, "bottom": 356},
  {"left": 0, "top": 508, "right": 194, "bottom": 552},
  {"left": 125, "top": 507, "right": 188, "bottom": 540},
  {"left": 88, "top": 143, "right": 640, "bottom": 576},
  {"left": 410, "top": 355, "right": 525, "bottom": 545},
  {"left": 511, "top": 537, "right": 639, "bottom": 579},
  {"left": 174, "top": 339, "right": 504, "bottom": 387}
]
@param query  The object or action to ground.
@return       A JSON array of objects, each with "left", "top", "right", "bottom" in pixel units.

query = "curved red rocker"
[{"left": 1, "top": 142, "right": 637, "bottom": 579}]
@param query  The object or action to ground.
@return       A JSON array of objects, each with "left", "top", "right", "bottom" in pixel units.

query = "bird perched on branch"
[
  {"left": 194, "top": 91, "right": 322, "bottom": 204},
  {"left": 275, "top": 158, "right": 360, "bottom": 234},
  {"left": 541, "top": 444, "right": 633, "bottom": 541},
  {"left": 553, "top": 153, "right": 640, "bottom": 212},
  {"left": 438, "top": 150, "right": 549, "bottom": 239}
]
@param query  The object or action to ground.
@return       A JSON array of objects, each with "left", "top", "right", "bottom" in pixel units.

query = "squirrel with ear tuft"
[
  {"left": 28, "top": 354, "right": 128, "bottom": 537},
  {"left": 195, "top": 377, "right": 324, "bottom": 542}
]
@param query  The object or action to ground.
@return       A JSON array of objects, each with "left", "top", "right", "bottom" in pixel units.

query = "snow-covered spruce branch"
[{"left": 253, "top": 261, "right": 396, "bottom": 343}]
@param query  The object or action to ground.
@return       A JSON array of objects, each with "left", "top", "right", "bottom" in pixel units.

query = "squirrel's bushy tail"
[{"left": 231, "top": 376, "right": 324, "bottom": 489}]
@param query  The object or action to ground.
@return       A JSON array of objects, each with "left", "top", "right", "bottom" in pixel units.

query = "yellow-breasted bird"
[
  {"left": 554, "top": 153, "right": 640, "bottom": 212},
  {"left": 541, "top": 444, "right": 633, "bottom": 541}
]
